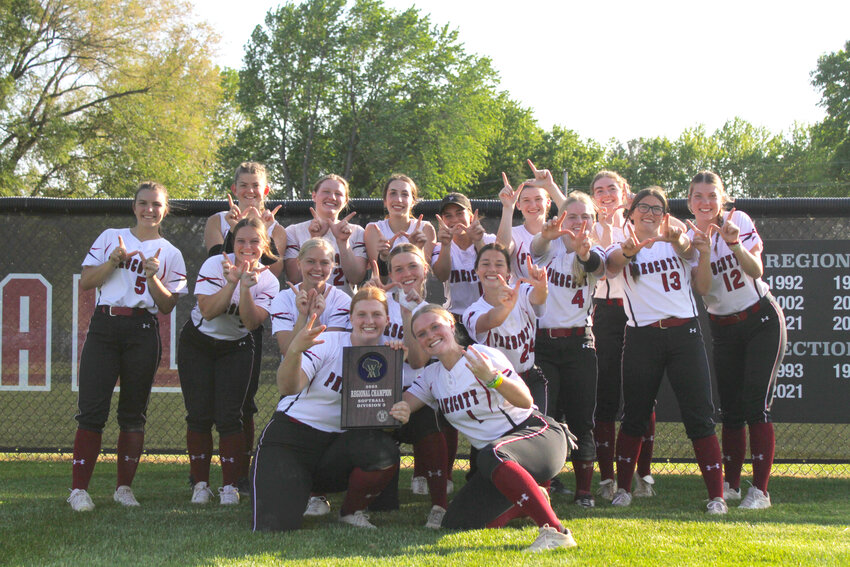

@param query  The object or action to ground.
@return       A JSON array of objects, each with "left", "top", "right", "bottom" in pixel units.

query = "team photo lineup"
[{"left": 66, "top": 160, "right": 787, "bottom": 553}]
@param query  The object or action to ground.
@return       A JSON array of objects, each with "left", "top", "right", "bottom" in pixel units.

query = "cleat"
[
  {"left": 739, "top": 485, "right": 771, "bottom": 509},
  {"left": 339, "top": 510, "right": 376, "bottom": 528},
  {"left": 611, "top": 488, "right": 632, "bottom": 507},
  {"left": 633, "top": 474, "right": 656, "bottom": 497},
  {"left": 67, "top": 488, "right": 95, "bottom": 512},
  {"left": 304, "top": 495, "right": 331, "bottom": 516},
  {"left": 574, "top": 493, "right": 595, "bottom": 508},
  {"left": 723, "top": 481, "right": 741, "bottom": 501},
  {"left": 218, "top": 484, "right": 239, "bottom": 506},
  {"left": 596, "top": 478, "right": 617, "bottom": 501},
  {"left": 425, "top": 505, "right": 446, "bottom": 529},
  {"left": 549, "top": 477, "right": 573, "bottom": 495},
  {"left": 411, "top": 476, "right": 428, "bottom": 495},
  {"left": 706, "top": 497, "right": 728, "bottom": 515},
  {"left": 191, "top": 481, "right": 213, "bottom": 504},
  {"left": 525, "top": 524, "right": 577, "bottom": 552},
  {"left": 113, "top": 485, "right": 140, "bottom": 507}
]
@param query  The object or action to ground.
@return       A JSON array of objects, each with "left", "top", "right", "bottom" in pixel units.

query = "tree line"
[{"left": 2, "top": 0, "right": 848, "bottom": 199}]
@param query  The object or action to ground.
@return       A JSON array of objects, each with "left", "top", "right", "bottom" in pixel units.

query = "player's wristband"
[
  {"left": 622, "top": 251, "right": 636, "bottom": 260},
  {"left": 485, "top": 372, "right": 505, "bottom": 389},
  {"left": 727, "top": 241, "right": 741, "bottom": 250}
]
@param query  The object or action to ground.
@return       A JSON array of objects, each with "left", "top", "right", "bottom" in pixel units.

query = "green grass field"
[{"left": 1, "top": 461, "right": 848, "bottom": 566}]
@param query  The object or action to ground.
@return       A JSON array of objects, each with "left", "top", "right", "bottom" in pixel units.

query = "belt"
[
  {"left": 593, "top": 298, "right": 624, "bottom": 306},
  {"left": 649, "top": 317, "right": 693, "bottom": 329},
  {"left": 98, "top": 305, "right": 150, "bottom": 317},
  {"left": 542, "top": 327, "right": 586, "bottom": 338},
  {"left": 709, "top": 300, "right": 762, "bottom": 326}
]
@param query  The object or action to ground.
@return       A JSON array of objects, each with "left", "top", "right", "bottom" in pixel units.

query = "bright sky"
[{"left": 194, "top": 0, "right": 850, "bottom": 143}]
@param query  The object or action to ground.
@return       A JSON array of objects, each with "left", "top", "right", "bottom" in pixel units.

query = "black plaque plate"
[{"left": 341, "top": 345, "right": 403, "bottom": 429}]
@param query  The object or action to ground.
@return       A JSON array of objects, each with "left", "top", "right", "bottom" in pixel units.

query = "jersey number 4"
[{"left": 571, "top": 289, "right": 585, "bottom": 309}]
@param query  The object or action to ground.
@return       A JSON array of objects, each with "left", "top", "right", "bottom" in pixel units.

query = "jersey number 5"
[{"left": 134, "top": 276, "right": 146, "bottom": 295}]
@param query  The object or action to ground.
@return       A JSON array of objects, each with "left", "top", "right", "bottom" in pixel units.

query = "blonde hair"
[
  {"left": 687, "top": 170, "right": 731, "bottom": 220},
  {"left": 233, "top": 162, "right": 268, "bottom": 187},
  {"left": 312, "top": 174, "right": 350, "bottom": 205},
  {"left": 410, "top": 303, "right": 456, "bottom": 337},
  {"left": 590, "top": 170, "right": 629, "bottom": 197},
  {"left": 563, "top": 191, "right": 598, "bottom": 287},
  {"left": 350, "top": 286, "right": 388, "bottom": 317},
  {"left": 298, "top": 237, "right": 335, "bottom": 262},
  {"left": 387, "top": 243, "right": 429, "bottom": 296}
]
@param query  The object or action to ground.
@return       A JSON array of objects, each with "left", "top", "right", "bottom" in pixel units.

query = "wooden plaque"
[{"left": 341, "top": 345, "right": 403, "bottom": 429}]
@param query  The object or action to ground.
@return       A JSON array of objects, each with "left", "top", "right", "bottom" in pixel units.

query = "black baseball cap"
[{"left": 439, "top": 192, "right": 472, "bottom": 214}]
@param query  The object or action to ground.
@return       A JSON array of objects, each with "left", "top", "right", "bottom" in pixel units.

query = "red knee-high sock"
[
  {"left": 692, "top": 434, "right": 724, "bottom": 499},
  {"left": 116, "top": 431, "right": 144, "bottom": 488},
  {"left": 490, "top": 461, "right": 562, "bottom": 530},
  {"left": 594, "top": 421, "right": 616, "bottom": 481},
  {"left": 414, "top": 432, "right": 448, "bottom": 508},
  {"left": 240, "top": 417, "right": 254, "bottom": 480},
  {"left": 187, "top": 429, "right": 213, "bottom": 484},
  {"left": 486, "top": 480, "right": 552, "bottom": 528},
  {"left": 341, "top": 465, "right": 398, "bottom": 516},
  {"left": 219, "top": 432, "right": 245, "bottom": 487},
  {"left": 721, "top": 425, "right": 746, "bottom": 490},
  {"left": 572, "top": 458, "right": 595, "bottom": 495},
  {"left": 615, "top": 429, "right": 642, "bottom": 493},
  {"left": 443, "top": 426, "right": 458, "bottom": 482},
  {"left": 748, "top": 422, "right": 775, "bottom": 493},
  {"left": 72, "top": 429, "right": 102, "bottom": 490},
  {"left": 637, "top": 412, "right": 656, "bottom": 477}
]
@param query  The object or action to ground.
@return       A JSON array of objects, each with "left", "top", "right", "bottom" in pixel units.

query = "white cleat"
[
  {"left": 303, "top": 495, "right": 331, "bottom": 516},
  {"left": 525, "top": 525, "right": 578, "bottom": 552},
  {"left": 633, "top": 474, "right": 656, "bottom": 497},
  {"left": 706, "top": 497, "right": 728, "bottom": 515},
  {"left": 191, "top": 481, "right": 213, "bottom": 504},
  {"left": 218, "top": 484, "right": 240, "bottom": 506},
  {"left": 339, "top": 510, "right": 376, "bottom": 528},
  {"left": 723, "top": 481, "right": 741, "bottom": 501},
  {"left": 113, "top": 485, "right": 140, "bottom": 507},
  {"left": 611, "top": 488, "right": 632, "bottom": 507},
  {"left": 425, "top": 505, "right": 446, "bottom": 529},
  {"left": 411, "top": 476, "right": 428, "bottom": 495},
  {"left": 739, "top": 485, "right": 771, "bottom": 509},
  {"left": 596, "top": 478, "right": 617, "bottom": 501},
  {"left": 67, "top": 488, "right": 94, "bottom": 512}
]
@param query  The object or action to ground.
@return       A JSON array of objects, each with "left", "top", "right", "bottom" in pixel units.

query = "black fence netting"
[{"left": 1, "top": 197, "right": 848, "bottom": 476}]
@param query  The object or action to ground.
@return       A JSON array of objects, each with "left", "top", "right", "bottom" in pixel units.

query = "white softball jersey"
[
  {"left": 431, "top": 233, "right": 496, "bottom": 316},
  {"left": 275, "top": 331, "right": 360, "bottom": 433},
  {"left": 284, "top": 219, "right": 367, "bottom": 294},
  {"left": 269, "top": 284, "right": 352, "bottom": 335},
  {"left": 385, "top": 292, "right": 427, "bottom": 388},
  {"left": 406, "top": 345, "right": 534, "bottom": 450},
  {"left": 593, "top": 223, "right": 626, "bottom": 300},
  {"left": 687, "top": 210, "right": 770, "bottom": 316},
  {"left": 510, "top": 225, "right": 536, "bottom": 280},
  {"left": 82, "top": 228, "right": 188, "bottom": 313},
  {"left": 463, "top": 283, "right": 544, "bottom": 373},
  {"left": 190, "top": 254, "right": 279, "bottom": 340},
  {"left": 608, "top": 241, "right": 700, "bottom": 327},
  {"left": 533, "top": 239, "right": 604, "bottom": 329}
]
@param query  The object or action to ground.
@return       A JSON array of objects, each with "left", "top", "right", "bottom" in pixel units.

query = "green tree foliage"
[
  {"left": 228, "top": 0, "right": 501, "bottom": 199},
  {"left": 811, "top": 39, "right": 850, "bottom": 185},
  {"left": 0, "top": 0, "right": 223, "bottom": 197}
]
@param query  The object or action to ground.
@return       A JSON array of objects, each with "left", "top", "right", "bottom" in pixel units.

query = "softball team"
[
  {"left": 687, "top": 171, "right": 786, "bottom": 509},
  {"left": 69, "top": 182, "right": 188, "bottom": 511}
]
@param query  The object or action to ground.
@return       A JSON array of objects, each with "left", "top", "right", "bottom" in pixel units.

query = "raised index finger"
[
  {"left": 118, "top": 235, "right": 125, "bottom": 249},
  {"left": 725, "top": 207, "right": 736, "bottom": 223},
  {"left": 501, "top": 171, "right": 511, "bottom": 188},
  {"left": 527, "top": 159, "right": 539, "bottom": 174},
  {"left": 153, "top": 248, "right": 161, "bottom": 259},
  {"left": 435, "top": 214, "right": 448, "bottom": 229},
  {"left": 685, "top": 219, "right": 702, "bottom": 235},
  {"left": 342, "top": 211, "right": 357, "bottom": 223}
]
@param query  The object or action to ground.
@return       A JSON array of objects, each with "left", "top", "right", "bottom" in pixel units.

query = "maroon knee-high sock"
[
  {"left": 240, "top": 417, "right": 254, "bottom": 479},
  {"left": 749, "top": 422, "right": 775, "bottom": 493},
  {"left": 72, "top": 429, "right": 102, "bottom": 490},
  {"left": 637, "top": 412, "right": 656, "bottom": 477},
  {"left": 219, "top": 432, "right": 245, "bottom": 488},
  {"left": 487, "top": 481, "right": 552, "bottom": 528},
  {"left": 594, "top": 421, "right": 616, "bottom": 481},
  {"left": 721, "top": 425, "right": 747, "bottom": 490},
  {"left": 572, "top": 458, "right": 595, "bottom": 495},
  {"left": 341, "top": 465, "right": 398, "bottom": 516},
  {"left": 414, "top": 432, "right": 448, "bottom": 508},
  {"left": 615, "top": 429, "right": 642, "bottom": 493},
  {"left": 692, "top": 434, "right": 724, "bottom": 499},
  {"left": 443, "top": 426, "right": 458, "bottom": 482},
  {"left": 187, "top": 429, "right": 213, "bottom": 485},
  {"left": 116, "top": 431, "right": 144, "bottom": 488},
  {"left": 491, "top": 461, "right": 562, "bottom": 530}
]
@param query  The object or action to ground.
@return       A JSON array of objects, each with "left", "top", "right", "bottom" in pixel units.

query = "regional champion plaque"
[{"left": 341, "top": 345, "right": 403, "bottom": 429}]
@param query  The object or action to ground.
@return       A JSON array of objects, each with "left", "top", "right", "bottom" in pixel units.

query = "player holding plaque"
[
  {"left": 251, "top": 287, "right": 405, "bottom": 531},
  {"left": 341, "top": 345, "right": 402, "bottom": 429}
]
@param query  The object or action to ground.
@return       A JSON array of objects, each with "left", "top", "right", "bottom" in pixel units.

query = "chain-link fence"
[{"left": 1, "top": 197, "right": 848, "bottom": 476}]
